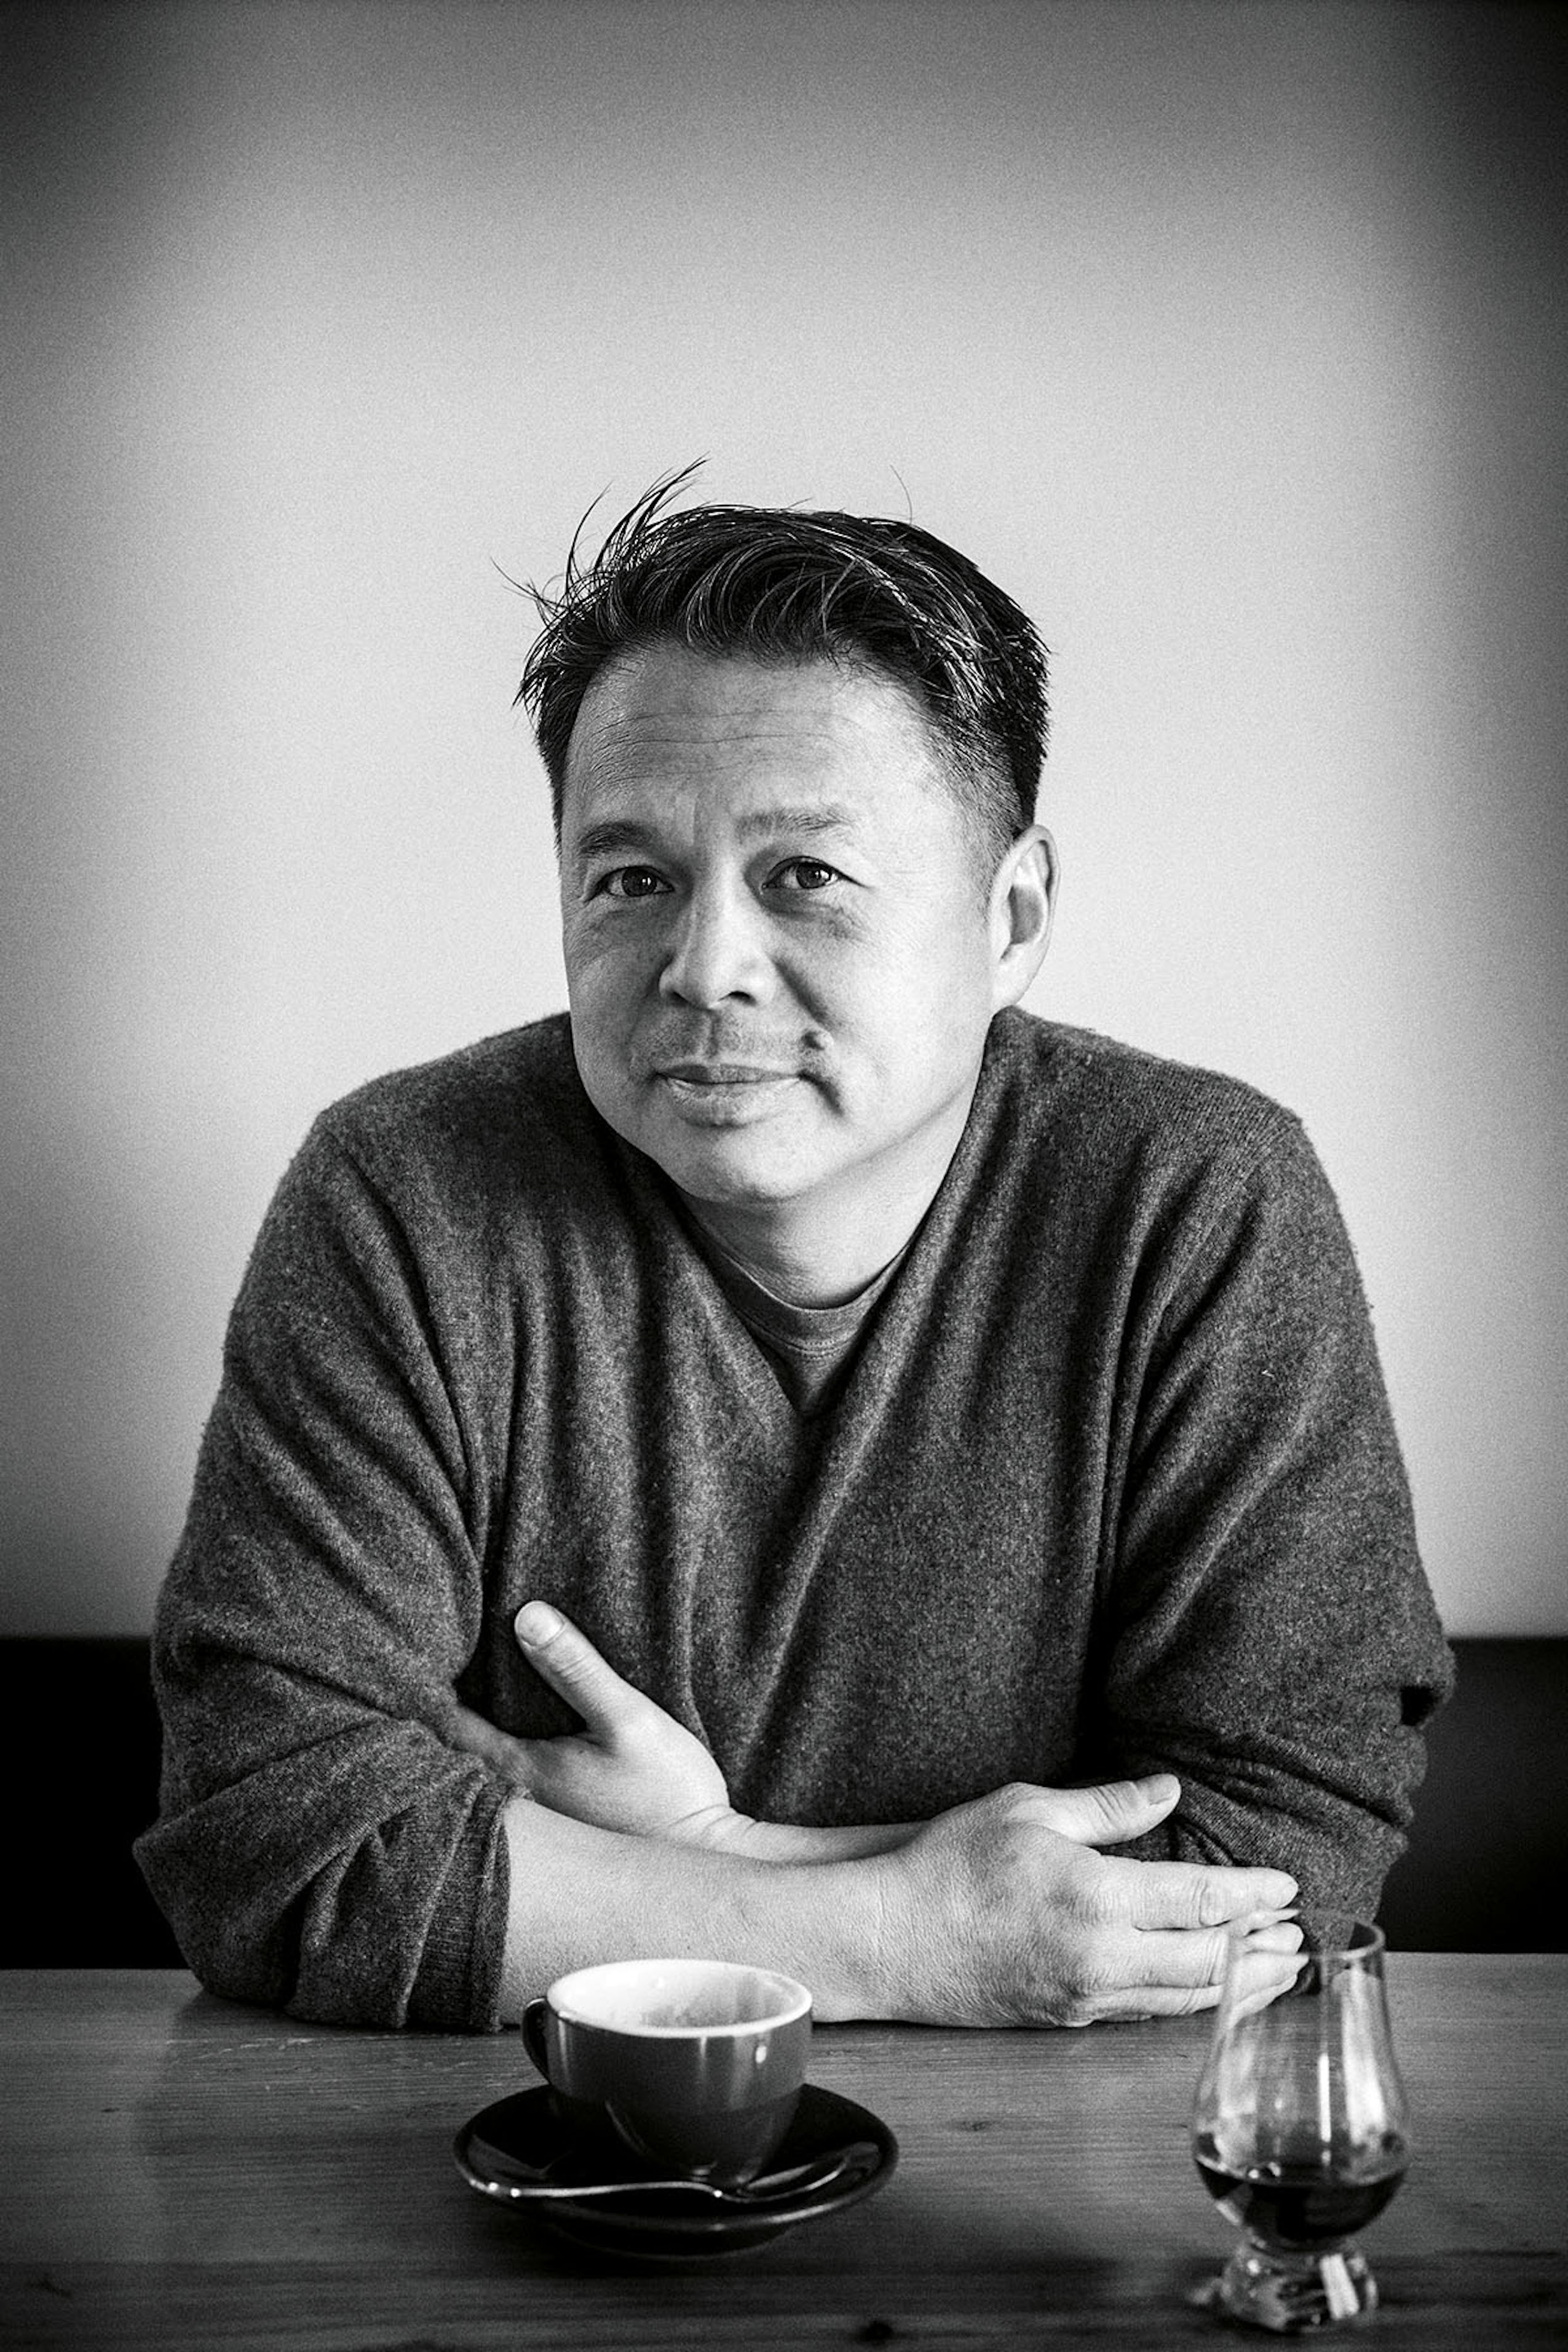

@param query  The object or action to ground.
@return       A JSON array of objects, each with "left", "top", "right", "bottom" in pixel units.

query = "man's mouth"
[{"left": 655, "top": 1061, "right": 796, "bottom": 1086}]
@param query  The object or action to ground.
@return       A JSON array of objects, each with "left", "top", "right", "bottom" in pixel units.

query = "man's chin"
[
  {"left": 580, "top": 1068, "right": 832, "bottom": 1205},
  {"left": 640, "top": 1115, "right": 825, "bottom": 1210}
]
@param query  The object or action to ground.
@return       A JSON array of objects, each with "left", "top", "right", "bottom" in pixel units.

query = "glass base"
[{"left": 1194, "top": 2243, "right": 1379, "bottom": 2332}]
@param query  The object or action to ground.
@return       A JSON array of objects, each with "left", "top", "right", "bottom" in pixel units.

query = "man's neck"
[{"left": 675, "top": 1085, "right": 978, "bottom": 1309}]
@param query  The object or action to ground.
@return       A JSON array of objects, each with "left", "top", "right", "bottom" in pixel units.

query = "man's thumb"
[
  {"left": 1040, "top": 1773, "right": 1182, "bottom": 1848},
  {"left": 514, "top": 1602, "right": 635, "bottom": 1730}
]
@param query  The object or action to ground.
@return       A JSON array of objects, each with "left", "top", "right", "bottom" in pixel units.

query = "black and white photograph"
[{"left": 3, "top": 2, "right": 1565, "bottom": 2342}]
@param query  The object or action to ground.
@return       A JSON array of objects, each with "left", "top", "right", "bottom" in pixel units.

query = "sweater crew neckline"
[{"left": 674, "top": 1210, "right": 913, "bottom": 1415}]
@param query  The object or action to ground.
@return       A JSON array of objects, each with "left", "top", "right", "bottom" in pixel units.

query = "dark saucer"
[{"left": 453, "top": 2081, "right": 897, "bottom": 2261}]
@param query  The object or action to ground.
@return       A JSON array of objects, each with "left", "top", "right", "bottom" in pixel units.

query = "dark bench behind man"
[{"left": 2, "top": 1635, "right": 1561, "bottom": 1966}]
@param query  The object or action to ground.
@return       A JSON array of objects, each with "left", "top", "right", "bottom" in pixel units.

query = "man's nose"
[{"left": 657, "top": 882, "right": 772, "bottom": 1008}]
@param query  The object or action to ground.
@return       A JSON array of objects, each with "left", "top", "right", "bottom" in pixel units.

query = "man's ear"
[{"left": 990, "top": 825, "right": 1058, "bottom": 1010}]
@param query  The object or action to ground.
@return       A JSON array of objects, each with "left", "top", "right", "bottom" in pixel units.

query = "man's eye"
[
  {"left": 772, "top": 858, "right": 841, "bottom": 893},
  {"left": 596, "top": 867, "right": 669, "bottom": 900}
]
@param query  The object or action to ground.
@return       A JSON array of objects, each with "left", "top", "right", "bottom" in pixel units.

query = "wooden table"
[{"left": 2, "top": 1958, "right": 1564, "bottom": 2348}]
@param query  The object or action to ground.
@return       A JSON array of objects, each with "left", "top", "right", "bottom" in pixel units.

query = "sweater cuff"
[{"left": 407, "top": 1776, "right": 510, "bottom": 2030}]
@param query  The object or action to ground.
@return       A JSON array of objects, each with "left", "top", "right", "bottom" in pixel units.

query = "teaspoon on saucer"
[{"left": 515, "top": 2140, "right": 877, "bottom": 2204}]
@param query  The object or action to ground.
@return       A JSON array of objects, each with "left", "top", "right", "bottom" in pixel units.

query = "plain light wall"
[{"left": 3, "top": 0, "right": 1564, "bottom": 1634}]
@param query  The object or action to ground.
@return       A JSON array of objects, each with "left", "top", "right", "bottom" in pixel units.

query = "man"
[{"left": 138, "top": 481, "right": 1452, "bottom": 2032}]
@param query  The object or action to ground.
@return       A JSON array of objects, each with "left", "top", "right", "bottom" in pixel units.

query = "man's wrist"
[
  {"left": 497, "top": 1795, "right": 904, "bottom": 2023},
  {"left": 665, "top": 1809, "right": 917, "bottom": 1867}
]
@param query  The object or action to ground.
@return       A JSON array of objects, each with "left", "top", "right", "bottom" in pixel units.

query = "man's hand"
[
  {"left": 446, "top": 1605, "right": 913, "bottom": 1861},
  {"left": 868, "top": 1778, "right": 1299, "bottom": 2026},
  {"left": 444, "top": 1601, "right": 743, "bottom": 1843}
]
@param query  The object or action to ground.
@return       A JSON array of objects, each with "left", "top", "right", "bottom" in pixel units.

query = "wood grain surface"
[{"left": 2, "top": 1957, "right": 1564, "bottom": 2349}]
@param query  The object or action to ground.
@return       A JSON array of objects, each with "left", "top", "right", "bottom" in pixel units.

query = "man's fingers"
[
  {"left": 1071, "top": 1921, "right": 1302, "bottom": 2022},
  {"left": 1013, "top": 1780, "right": 1298, "bottom": 1925},
  {"left": 1101, "top": 1852, "right": 1299, "bottom": 1928},
  {"left": 1086, "top": 1981, "right": 1226, "bottom": 2022},
  {"left": 514, "top": 1601, "right": 642, "bottom": 1735},
  {"left": 1044, "top": 1939, "right": 1302, "bottom": 2027},
  {"left": 444, "top": 1700, "right": 534, "bottom": 1790},
  {"left": 1024, "top": 1772, "right": 1182, "bottom": 1848},
  {"left": 1133, "top": 1925, "right": 1302, "bottom": 1999}
]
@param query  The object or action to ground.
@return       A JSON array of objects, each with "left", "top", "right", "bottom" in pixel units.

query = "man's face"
[{"left": 558, "top": 644, "right": 1016, "bottom": 1224}]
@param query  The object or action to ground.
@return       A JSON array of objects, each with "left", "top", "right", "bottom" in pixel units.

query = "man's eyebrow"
[
  {"left": 736, "top": 803, "right": 861, "bottom": 842},
  {"left": 571, "top": 817, "right": 657, "bottom": 863},
  {"left": 570, "top": 805, "right": 862, "bottom": 862}
]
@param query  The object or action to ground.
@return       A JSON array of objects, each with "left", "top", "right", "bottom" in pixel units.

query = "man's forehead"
[{"left": 564, "top": 644, "right": 938, "bottom": 789}]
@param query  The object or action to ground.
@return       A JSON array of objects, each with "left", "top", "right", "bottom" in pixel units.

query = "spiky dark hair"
[{"left": 516, "top": 465, "right": 1048, "bottom": 873}]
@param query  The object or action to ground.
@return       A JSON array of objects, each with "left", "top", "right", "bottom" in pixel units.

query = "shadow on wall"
[
  {"left": 1, "top": 1636, "right": 1564, "bottom": 1969},
  {"left": 0, "top": 1105, "right": 221, "bottom": 1634}
]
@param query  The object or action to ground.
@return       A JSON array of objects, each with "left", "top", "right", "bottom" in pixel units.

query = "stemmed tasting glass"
[{"left": 1190, "top": 1913, "right": 1411, "bottom": 2332}]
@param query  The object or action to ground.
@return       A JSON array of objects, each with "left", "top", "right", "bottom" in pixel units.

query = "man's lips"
[{"left": 654, "top": 1061, "right": 798, "bottom": 1085}]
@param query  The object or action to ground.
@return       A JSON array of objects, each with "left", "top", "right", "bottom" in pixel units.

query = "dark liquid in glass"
[{"left": 1194, "top": 2136, "right": 1406, "bottom": 2252}]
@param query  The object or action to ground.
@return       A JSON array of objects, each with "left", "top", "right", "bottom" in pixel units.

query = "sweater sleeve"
[
  {"left": 135, "top": 1120, "right": 509, "bottom": 2029},
  {"left": 1087, "top": 1113, "right": 1453, "bottom": 1914}
]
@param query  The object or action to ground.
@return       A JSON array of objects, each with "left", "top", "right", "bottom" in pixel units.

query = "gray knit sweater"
[{"left": 138, "top": 1009, "right": 1452, "bottom": 2029}]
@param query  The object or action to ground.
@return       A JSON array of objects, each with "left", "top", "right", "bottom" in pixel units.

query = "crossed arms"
[{"left": 449, "top": 1599, "right": 1302, "bottom": 2027}]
